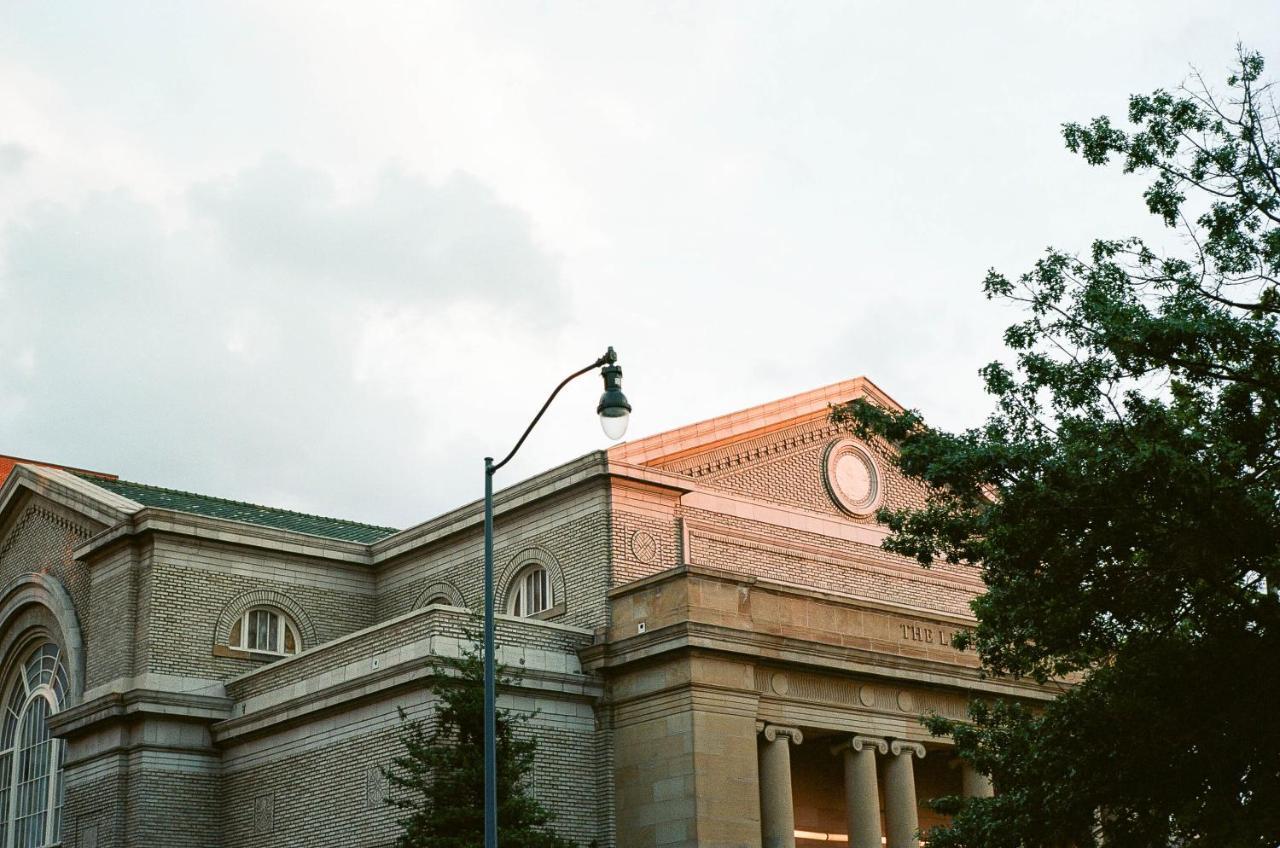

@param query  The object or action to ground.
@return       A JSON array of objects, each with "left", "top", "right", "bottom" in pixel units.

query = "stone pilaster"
[
  {"left": 758, "top": 723, "right": 803, "bottom": 848},
  {"left": 830, "top": 735, "right": 886, "bottom": 848},
  {"left": 884, "top": 740, "right": 925, "bottom": 848},
  {"left": 961, "top": 760, "right": 994, "bottom": 798}
]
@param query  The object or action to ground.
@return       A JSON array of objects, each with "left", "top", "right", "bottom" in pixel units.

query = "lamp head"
[{"left": 597, "top": 349, "right": 631, "bottom": 440}]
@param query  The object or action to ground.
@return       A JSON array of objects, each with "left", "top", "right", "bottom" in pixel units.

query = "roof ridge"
[{"left": 73, "top": 473, "right": 398, "bottom": 532}]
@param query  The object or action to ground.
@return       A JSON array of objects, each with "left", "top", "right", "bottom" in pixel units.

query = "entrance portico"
[{"left": 595, "top": 564, "right": 1046, "bottom": 848}]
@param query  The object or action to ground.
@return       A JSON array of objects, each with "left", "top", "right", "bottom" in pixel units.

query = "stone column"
[
  {"left": 961, "top": 760, "right": 994, "bottom": 798},
  {"left": 830, "top": 735, "right": 886, "bottom": 848},
  {"left": 884, "top": 740, "right": 926, "bottom": 848},
  {"left": 758, "top": 723, "right": 803, "bottom": 848}
]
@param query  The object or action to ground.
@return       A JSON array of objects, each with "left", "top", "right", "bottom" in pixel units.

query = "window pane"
[
  {"left": 283, "top": 625, "right": 296, "bottom": 655},
  {"left": 13, "top": 698, "right": 51, "bottom": 848},
  {"left": 229, "top": 619, "right": 242, "bottom": 648}
]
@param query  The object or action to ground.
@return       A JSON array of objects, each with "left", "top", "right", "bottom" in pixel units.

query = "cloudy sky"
[{"left": 1, "top": 2, "right": 1278, "bottom": 528}]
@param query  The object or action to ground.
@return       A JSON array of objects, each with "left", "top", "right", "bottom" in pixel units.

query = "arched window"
[
  {"left": 228, "top": 607, "right": 301, "bottom": 657},
  {"left": 0, "top": 642, "right": 67, "bottom": 848},
  {"left": 508, "top": 565, "right": 551, "bottom": 618},
  {"left": 423, "top": 595, "right": 453, "bottom": 607}
]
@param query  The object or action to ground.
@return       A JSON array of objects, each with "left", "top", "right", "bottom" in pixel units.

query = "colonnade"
[{"left": 758, "top": 724, "right": 993, "bottom": 848}]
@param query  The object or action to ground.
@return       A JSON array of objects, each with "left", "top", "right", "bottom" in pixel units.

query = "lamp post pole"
[{"left": 482, "top": 347, "right": 631, "bottom": 848}]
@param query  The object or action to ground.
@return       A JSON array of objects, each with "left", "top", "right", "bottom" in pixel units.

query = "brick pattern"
[
  {"left": 0, "top": 501, "right": 94, "bottom": 644},
  {"left": 690, "top": 424, "right": 930, "bottom": 525},
  {"left": 227, "top": 607, "right": 589, "bottom": 702},
  {"left": 126, "top": 769, "right": 221, "bottom": 847},
  {"left": 144, "top": 548, "right": 374, "bottom": 681},
  {"left": 610, "top": 509, "right": 679, "bottom": 588},
  {"left": 681, "top": 506, "right": 979, "bottom": 616},
  {"left": 221, "top": 695, "right": 605, "bottom": 848},
  {"left": 85, "top": 543, "right": 142, "bottom": 689},
  {"left": 377, "top": 487, "right": 611, "bottom": 631}
]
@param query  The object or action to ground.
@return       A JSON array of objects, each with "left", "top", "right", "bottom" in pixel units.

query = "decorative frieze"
[{"left": 753, "top": 667, "right": 970, "bottom": 719}]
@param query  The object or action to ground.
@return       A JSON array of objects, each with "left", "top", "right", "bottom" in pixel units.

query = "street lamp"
[{"left": 482, "top": 347, "right": 631, "bottom": 848}]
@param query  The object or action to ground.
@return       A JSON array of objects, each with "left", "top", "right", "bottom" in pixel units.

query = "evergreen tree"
[
  {"left": 384, "top": 644, "right": 578, "bottom": 848},
  {"left": 834, "top": 47, "right": 1280, "bottom": 847}
]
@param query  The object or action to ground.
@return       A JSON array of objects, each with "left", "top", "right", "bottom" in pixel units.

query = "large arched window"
[{"left": 0, "top": 642, "right": 67, "bottom": 848}]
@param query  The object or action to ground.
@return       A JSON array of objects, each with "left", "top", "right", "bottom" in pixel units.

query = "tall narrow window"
[
  {"left": 509, "top": 565, "right": 552, "bottom": 617},
  {"left": 227, "top": 608, "right": 301, "bottom": 657},
  {"left": 0, "top": 642, "right": 67, "bottom": 848}
]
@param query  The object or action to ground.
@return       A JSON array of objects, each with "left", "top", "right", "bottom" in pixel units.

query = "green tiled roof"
[{"left": 79, "top": 475, "right": 399, "bottom": 544}]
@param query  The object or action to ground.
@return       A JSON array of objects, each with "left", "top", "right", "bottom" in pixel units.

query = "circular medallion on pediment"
[
  {"left": 857, "top": 685, "right": 877, "bottom": 707},
  {"left": 630, "top": 530, "right": 658, "bottom": 564},
  {"left": 896, "top": 690, "right": 916, "bottom": 712},
  {"left": 770, "top": 672, "right": 789, "bottom": 696},
  {"left": 823, "top": 439, "right": 883, "bottom": 517}
]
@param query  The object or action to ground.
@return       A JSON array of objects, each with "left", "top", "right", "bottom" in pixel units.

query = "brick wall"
[
  {"left": 376, "top": 483, "right": 612, "bottom": 632},
  {"left": 142, "top": 536, "right": 375, "bottom": 681},
  {"left": 0, "top": 497, "right": 96, "bottom": 647},
  {"left": 221, "top": 687, "right": 605, "bottom": 846}
]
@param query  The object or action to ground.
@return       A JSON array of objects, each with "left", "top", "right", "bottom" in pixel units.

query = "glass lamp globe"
[{"left": 599, "top": 409, "right": 630, "bottom": 440}]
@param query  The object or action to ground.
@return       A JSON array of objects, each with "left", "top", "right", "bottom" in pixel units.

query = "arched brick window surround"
[
  {"left": 214, "top": 589, "right": 316, "bottom": 652},
  {"left": 414, "top": 581, "right": 465, "bottom": 609},
  {"left": 0, "top": 573, "right": 84, "bottom": 703},
  {"left": 496, "top": 547, "right": 566, "bottom": 618}
]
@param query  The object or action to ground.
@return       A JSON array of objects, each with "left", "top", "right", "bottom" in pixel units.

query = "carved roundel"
[
  {"left": 823, "top": 439, "right": 883, "bottom": 517},
  {"left": 630, "top": 530, "right": 658, "bottom": 564}
]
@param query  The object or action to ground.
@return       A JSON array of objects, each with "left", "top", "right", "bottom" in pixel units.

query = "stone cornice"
[
  {"left": 49, "top": 689, "right": 234, "bottom": 740},
  {"left": 212, "top": 655, "right": 601, "bottom": 746},
  {"left": 583, "top": 619, "right": 1051, "bottom": 702},
  {"left": 606, "top": 562, "right": 980, "bottom": 627},
  {"left": 74, "top": 506, "right": 375, "bottom": 566},
  {"left": 371, "top": 452, "right": 615, "bottom": 563}
]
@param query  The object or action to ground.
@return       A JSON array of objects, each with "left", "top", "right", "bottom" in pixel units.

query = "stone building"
[{"left": 0, "top": 377, "right": 1049, "bottom": 848}]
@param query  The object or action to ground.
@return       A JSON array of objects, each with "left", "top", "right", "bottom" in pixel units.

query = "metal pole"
[
  {"left": 479, "top": 348, "right": 621, "bottom": 848},
  {"left": 483, "top": 456, "right": 497, "bottom": 848}
]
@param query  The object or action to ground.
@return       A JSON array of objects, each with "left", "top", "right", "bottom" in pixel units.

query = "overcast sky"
[{"left": 2, "top": 2, "right": 1278, "bottom": 529}]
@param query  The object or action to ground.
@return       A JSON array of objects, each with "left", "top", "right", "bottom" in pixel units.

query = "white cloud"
[
  {"left": 0, "top": 157, "right": 572, "bottom": 526},
  {"left": 0, "top": 2, "right": 1278, "bottom": 526}
]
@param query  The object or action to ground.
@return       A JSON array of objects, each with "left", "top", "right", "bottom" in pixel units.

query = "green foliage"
[
  {"left": 833, "top": 46, "right": 1280, "bottom": 847},
  {"left": 383, "top": 643, "right": 577, "bottom": 848}
]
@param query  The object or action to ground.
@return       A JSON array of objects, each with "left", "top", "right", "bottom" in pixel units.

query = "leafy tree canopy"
[
  {"left": 833, "top": 47, "right": 1280, "bottom": 848},
  {"left": 384, "top": 644, "right": 578, "bottom": 848}
]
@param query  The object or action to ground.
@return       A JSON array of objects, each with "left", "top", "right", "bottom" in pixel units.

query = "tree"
[
  {"left": 383, "top": 643, "right": 578, "bottom": 848},
  {"left": 833, "top": 47, "right": 1280, "bottom": 847}
]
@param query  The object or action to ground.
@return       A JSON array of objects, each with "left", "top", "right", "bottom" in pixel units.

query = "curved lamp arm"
[{"left": 489, "top": 347, "right": 617, "bottom": 473}]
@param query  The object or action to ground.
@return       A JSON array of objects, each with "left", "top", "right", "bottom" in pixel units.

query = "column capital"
[
  {"left": 830, "top": 734, "right": 888, "bottom": 756},
  {"left": 889, "top": 740, "right": 926, "bottom": 759},
  {"left": 756, "top": 722, "right": 803, "bottom": 745}
]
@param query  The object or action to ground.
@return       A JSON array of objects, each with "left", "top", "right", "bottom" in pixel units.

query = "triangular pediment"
[
  {"left": 608, "top": 376, "right": 901, "bottom": 470},
  {"left": 0, "top": 465, "right": 138, "bottom": 537},
  {"left": 609, "top": 377, "right": 912, "bottom": 520}
]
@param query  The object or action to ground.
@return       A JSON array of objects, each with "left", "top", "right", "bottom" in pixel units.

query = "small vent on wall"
[{"left": 637, "top": 622, "right": 647, "bottom": 634}]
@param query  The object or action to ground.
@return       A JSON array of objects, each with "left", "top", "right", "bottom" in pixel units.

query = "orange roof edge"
[
  {"left": 0, "top": 455, "right": 117, "bottom": 490},
  {"left": 609, "top": 375, "right": 904, "bottom": 467}
]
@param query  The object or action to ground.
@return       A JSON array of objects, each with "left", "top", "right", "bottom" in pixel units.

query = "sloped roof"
[
  {"left": 608, "top": 375, "right": 903, "bottom": 468},
  {"left": 80, "top": 475, "right": 398, "bottom": 544},
  {"left": 0, "top": 454, "right": 115, "bottom": 489}
]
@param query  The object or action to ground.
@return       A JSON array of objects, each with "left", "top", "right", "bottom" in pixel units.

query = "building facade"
[{"left": 0, "top": 377, "right": 1049, "bottom": 848}]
